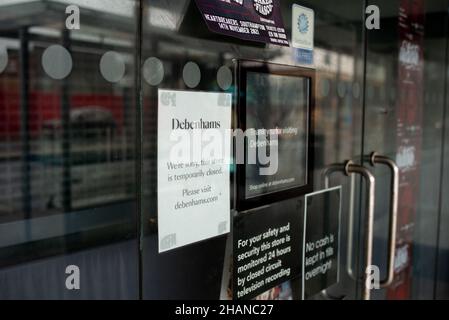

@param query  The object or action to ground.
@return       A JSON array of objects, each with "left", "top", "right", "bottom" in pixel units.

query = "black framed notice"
[{"left": 236, "top": 60, "right": 315, "bottom": 211}]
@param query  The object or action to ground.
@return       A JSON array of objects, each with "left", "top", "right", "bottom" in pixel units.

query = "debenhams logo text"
[{"left": 173, "top": 118, "right": 221, "bottom": 130}]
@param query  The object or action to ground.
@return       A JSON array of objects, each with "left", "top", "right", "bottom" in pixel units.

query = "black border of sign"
[{"left": 236, "top": 60, "right": 316, "bottom": 212}]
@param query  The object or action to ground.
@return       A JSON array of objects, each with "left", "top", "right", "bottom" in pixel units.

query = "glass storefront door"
[
  {"left": 0, "top": 0, "right": 449, "bottom": 300},
  {"left": 363, "top": 0, "right": 449, "bottom": 300}
]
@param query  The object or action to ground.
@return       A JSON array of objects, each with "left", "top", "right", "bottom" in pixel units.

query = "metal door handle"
[
  {"left": 366, "top": 152, "right": 399, "bottom": 288},
  {"left": 323, "top": 161, "right": 376, "bottom": 300}
]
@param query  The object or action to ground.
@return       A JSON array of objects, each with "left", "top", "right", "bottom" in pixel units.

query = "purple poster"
[{"left": 194, "top": 0, "right": 289, "bottom": 46}]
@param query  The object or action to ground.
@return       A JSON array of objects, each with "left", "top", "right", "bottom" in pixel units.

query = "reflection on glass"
[{"left": 0, "top": 0, "right": 138, "bottom": 299}]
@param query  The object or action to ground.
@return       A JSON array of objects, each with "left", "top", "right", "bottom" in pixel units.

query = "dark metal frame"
[{"left": 236, "top": 60, "right": 316, "bottom": 211}]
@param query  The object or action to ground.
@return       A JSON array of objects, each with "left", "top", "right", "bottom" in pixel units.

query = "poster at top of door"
[{"left": 194, "top": 0, "right": 289, "bottom": 46}]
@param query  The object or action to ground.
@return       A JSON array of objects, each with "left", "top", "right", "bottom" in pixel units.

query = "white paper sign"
[
  {"left": 292, "top": 4, "right": 315, "bottom": 65},
  {"left": 157, "top": 89, "right": 232, "bottom": 253}
]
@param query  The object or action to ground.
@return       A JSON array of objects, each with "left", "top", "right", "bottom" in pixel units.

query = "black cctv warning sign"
[
  {"left": 194, "top": 0, "right": 289, "bottom": 46},
  {"left": 233, "top": 201, "right": 303, "bottom": 300}
]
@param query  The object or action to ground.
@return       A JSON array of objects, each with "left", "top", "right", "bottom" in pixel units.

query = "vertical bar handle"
[
  {"left": 323, "top": 161, "right": 376, "bottom": 300},
  {"left": 367, "top": 152, "right": 399, "bottom": 288}
]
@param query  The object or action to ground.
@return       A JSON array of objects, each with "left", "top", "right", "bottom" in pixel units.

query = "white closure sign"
[{"left": 157, "top": 89, "right": 232, "bottom": 253}]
